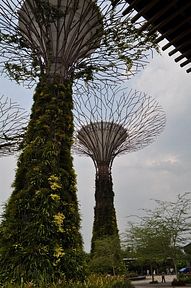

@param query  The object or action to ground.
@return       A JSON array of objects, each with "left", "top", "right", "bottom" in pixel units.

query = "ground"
[{"left": 133, "top": 275, "right": 190, "bottom": 288}]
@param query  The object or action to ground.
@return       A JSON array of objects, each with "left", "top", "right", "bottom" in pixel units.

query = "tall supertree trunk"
[
  {"left": 91, "top": 164, "right": 119, "bottom": 252},
  {"left": 0, "top": 80, "right": 84, "bottom": 283}
]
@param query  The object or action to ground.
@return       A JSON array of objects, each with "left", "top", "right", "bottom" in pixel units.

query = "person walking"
[{"left": 161, "top": 272, "right": 166, "bottom": 283}]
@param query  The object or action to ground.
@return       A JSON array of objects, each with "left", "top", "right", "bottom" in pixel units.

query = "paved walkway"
[{"left": 132, "top": 275, "right": 189, "bottom": 288}]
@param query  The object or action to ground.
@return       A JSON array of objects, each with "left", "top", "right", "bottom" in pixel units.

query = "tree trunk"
[
  {"left": 172, "top": 258, "right": 178, "bottom": 278},
  {"left": 0, "top": 80, "right": 84, "bottom": 283},
  {"left": 150, "top": 264, "right": 155, "bottom": 282},
  {"left": 91, "top": 164, "right": 119, "bottom": 252}
]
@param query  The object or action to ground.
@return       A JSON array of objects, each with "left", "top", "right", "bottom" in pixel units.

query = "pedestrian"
[{"left": 161, "top": 272, "right": 166, "bottom": 283}]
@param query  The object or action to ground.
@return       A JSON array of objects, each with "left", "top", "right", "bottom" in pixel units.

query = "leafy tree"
[
  {"left": 124, "top": 219, "right": 172, "bottom": 281},
  {"left": 183, "top": 243, "right": 191, "bottom": 266},
  {"left": 123, "top": 193, "right": 191, "bottom": 279},
  {"left": 88, "top": 236, "right": 125, "bottom": 275}
]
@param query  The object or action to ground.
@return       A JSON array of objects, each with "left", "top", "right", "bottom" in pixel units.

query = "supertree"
[
  {"left": 0, "top": 0, "right": 158, "bottom": 284},
  {"left": 73, "top": 84, "right": 166, "bottom": 251},
  {"left": 0, "top": 1, "right": 158, "bottom": 86},
  {"left": 0, "top": 95, "right": 28, "bottom": 156}
]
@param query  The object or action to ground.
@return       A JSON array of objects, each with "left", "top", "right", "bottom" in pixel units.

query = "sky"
[{"left": 0, "top": 44, "right": 191, "bottom": 252}]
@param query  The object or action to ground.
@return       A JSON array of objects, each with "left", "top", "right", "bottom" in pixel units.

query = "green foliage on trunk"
[
  {"left": 89, "top": 236, "right": 125, "bottom": 275},
  {"left": 0, "top": 80, "right": 85, "bottom": 284},
  {"left": 91, "top": 172, "right": 119, "bottom": 252}
]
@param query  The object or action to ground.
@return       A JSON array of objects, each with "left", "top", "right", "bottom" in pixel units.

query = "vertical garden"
[{"left": 0, "top": 0, "right": 159, "bottom": 284}]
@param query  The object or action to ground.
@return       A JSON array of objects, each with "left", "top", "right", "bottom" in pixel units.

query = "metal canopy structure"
[
  {"left": 73, "top": 84, "right": 166, "bottom": 250},
  {"left": 77, "top": 121, "right": 128, "bottom": 168},
  {"left": 123, "top": 0, "right": 191, "bottom": 73},
  {"left": 74, "top": 85, "right": 166, "bottom": 175},
  {"left": 18, "top": 0, "right": 103, "bottom": 81}
]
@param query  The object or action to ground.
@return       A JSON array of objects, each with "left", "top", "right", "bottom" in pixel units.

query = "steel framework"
[
  {"left": 73, "top": 84, "right": 166, "bottom": 250},
  {"left": 74, "top": 85, "right": 166, "bottom": 173},
  {"left": 0, "top": 0, "right": 158, "bottom": 86},
  {"left": 0, "top": 95, "right": 28, "bottom": 157}
]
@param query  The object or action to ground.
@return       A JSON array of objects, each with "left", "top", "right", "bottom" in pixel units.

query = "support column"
[{"left": 91, "top": 164, "right": 119, "bottom": 252}]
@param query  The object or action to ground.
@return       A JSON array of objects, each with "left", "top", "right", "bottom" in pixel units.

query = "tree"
[
  {"left": 88, "top": 236, "right": 124, "bottom": 275},
  {"left": 0, "top": 0, "right": 159, "bottom": 284},
  {"left": 123, "top": 193, "right": 191, "bottom": 279},
  {"left": 73, "top": 84, "right": 166, "bottom": 252},
  {"left": 0, "top": 95, "right": 28, "bottom": 156},
  {"left": 124, "top": 219, "right": 172, "bottom": 281}
]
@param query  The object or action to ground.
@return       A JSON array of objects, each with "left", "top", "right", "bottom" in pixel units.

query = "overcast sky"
[{"left": 0, "top": 45, "right": 191, "bottom": 252}]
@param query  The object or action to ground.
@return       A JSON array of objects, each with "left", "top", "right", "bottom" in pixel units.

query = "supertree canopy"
[
  {"left": 0, "top": 0, "right": 158, "bottom": 85},
  {"left": 73, "top": 85, "right": 166, "bottom": 251},
  {"left": 0, "top": 0, "right": 158, "bottom": 284},
  {"left": 17, "top": 0, "right": 103, "bottom": 82}
]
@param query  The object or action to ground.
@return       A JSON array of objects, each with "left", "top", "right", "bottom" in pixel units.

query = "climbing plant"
[
  {"left": 0, "top": 0, "right": 159, "bottom": 284},
  {"left": 0, "top": 81, "right": 86, "bottom": 283}
]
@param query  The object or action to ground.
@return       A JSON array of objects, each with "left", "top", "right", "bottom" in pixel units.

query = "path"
[{"left": 132, "top": 275, "right": 188, "bottom": 288}]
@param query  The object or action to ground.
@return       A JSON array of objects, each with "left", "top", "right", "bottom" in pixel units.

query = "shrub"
[
  {"left": 110, "top": 279, "right": 134, "bottom": 288},
  {"left": 125, "top": 272, "right": 138, "bottom": 279},
  {"left": 0, "top": 275, "right": 135, "bottom": 288},
  {"left": 171, "top": 278, "right": 186, "bottom": 286},
  {"left": 149, "top": 280, "right": 158, "bottom": 284},
  {"left": 178, "top": 274, "right": 191, "bottom": 284}
]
